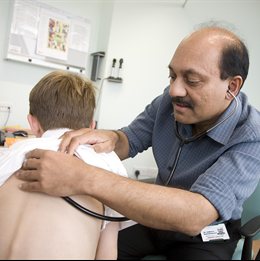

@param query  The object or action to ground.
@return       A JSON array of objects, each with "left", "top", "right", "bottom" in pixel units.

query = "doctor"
[{"left": 17, "top": 25, "right": 260, "bottom": 260}]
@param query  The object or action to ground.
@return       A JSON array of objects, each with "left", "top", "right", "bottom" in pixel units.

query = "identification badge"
[{"left": 200, "top": 223, "right": 230, "bottom": 242}]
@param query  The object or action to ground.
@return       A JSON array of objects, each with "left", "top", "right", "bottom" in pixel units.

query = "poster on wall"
[
  {"left": 36, "top": 9, "right": 70, "bottom": 60},
  {"left": 6, "top": 0, "right": 91, "bottom": 73}
]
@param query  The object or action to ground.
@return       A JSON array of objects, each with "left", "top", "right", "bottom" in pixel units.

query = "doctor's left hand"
[{"left": 15, "top": 149, "right": 92, "bottom": 197}]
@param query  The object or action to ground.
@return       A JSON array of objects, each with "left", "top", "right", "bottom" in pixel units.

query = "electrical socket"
[{"left": 0, "top": 102, "right": 13, "bottom": 112}]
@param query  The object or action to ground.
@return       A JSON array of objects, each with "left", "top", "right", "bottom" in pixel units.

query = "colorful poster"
[
  {"left": 36, "top": 9, "right": 70, "bottom": 61},
  {"left": 48, "top": 18, "right": 70, "bottom": 53}
]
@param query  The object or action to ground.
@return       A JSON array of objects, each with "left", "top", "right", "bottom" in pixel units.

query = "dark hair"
[{"left": 219, "top": 38, "right": 249, "bottom": 88}]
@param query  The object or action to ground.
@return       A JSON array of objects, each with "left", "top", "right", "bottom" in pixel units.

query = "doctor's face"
[{"left": 168, "top": 30, "right": 231, "bottom": 130}]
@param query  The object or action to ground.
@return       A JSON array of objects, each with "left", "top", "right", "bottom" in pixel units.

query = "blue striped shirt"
[{"left": 122, "top": 87, "right": 260, "bottom": 222}]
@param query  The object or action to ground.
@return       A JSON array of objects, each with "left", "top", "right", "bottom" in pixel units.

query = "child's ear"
[
  {"left": 27, "top": 114, "right": 43, "bottom": 137},
  {"left": 89, "top": 119, "right": 96, "bottom": 130}
]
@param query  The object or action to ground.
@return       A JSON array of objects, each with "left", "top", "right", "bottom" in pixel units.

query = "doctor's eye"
[
  {"left": 184, "top": 76, "right": 201, "bottom": 87},
  {"left": 168, "top": 74, "right": 177, "bottom": 82},
  {"left": 186, "top": 79, "right": 200, "bottom": 86}
]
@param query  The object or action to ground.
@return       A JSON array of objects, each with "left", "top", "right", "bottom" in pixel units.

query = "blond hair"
[{"left": 29, "top": 70, "right": 96, "bottom": 131}]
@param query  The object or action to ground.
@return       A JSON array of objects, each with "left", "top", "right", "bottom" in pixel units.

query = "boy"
[{"left": 0, "top": 70, "right": 127, "bottom": 260}]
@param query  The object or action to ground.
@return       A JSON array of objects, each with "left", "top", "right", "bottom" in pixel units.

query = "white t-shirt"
[{"left": 0, "top": 128, "right": 128, "bottom": 227}]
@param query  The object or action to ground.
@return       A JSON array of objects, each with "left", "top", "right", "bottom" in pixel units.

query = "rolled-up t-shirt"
[{"left": 0, "top": 128, "right": 128, "bottom": 228}]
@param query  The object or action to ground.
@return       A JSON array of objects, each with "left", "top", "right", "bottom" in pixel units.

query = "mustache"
[{"left": 172, "top": 97, "right": 193, "bottom": 108}]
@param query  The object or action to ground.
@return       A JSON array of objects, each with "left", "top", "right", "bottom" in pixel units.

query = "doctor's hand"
[
  {"left": 15, "top": 149, "right": 95, "bottom": 197},
  {"left": 59, "top": 128, "right": 120, "bottom": 155}
]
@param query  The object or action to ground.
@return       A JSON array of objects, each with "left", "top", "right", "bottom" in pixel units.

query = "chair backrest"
[{"left": 242, "top": 181, "right": 260, "bottom": 239}]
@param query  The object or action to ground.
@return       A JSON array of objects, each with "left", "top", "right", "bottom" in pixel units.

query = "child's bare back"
[{"left": 0, "top": 175, "right": 103, "bottom": 260}]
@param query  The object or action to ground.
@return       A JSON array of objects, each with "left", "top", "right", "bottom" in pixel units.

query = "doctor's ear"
[{"left": 226, "top": 76, "right": 243, "bottom": 99}]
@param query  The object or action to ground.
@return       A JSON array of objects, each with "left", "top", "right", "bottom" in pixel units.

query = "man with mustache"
[{"left": 17, "top": 25, "right": 260, "bottom": 260}]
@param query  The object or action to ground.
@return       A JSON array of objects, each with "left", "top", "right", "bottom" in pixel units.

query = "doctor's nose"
[{"left": 169, "top": 79, "right": 187, "bottom": 98}]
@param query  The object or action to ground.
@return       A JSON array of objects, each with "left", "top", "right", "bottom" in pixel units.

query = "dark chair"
[
  {"left": 236, "top": 181, "right": 260, "bottom": 260},
  {"left": 238, "top": 215, "right": 260, "bottom": 260}
]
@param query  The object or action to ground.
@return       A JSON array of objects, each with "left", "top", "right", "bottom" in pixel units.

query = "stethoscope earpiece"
[{"left": 227, "top": 89, "right": 236, "bottom": 99}]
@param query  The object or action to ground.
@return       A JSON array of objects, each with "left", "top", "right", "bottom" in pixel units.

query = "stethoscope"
[
  {"left": 62, "top": 196, "right": 129, "bottom": 222},
  {"left": 165, "top": 90, "right": 238, "bottom": 186},
  {"left": 63, "top": 90, "right": 238, "bottom": 222}
]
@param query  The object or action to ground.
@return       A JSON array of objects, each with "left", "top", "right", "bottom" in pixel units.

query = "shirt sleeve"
[
  {"left": 121, "top": 90, "right": 165, "bottom": 158},
  {"left": 190, "top": 141, "right": 260, "bottom": 222}
]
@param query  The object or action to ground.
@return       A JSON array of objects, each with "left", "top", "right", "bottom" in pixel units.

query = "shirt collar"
[{"left": 42, "top": 128, "right": 71, "bottom": 139}]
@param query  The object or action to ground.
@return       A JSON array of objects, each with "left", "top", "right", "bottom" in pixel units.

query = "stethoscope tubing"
[{"left": 62, "top": 196, "right": 129, "bottom": 222}]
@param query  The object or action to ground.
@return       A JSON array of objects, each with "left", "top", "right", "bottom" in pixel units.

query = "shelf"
[{"left": 107, "top": 77, "right": 123, "bottom": 83}]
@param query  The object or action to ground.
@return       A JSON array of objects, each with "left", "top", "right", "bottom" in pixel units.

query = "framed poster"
[{"left": 6, "top": 0, "right": 91, "bottom": 73}]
